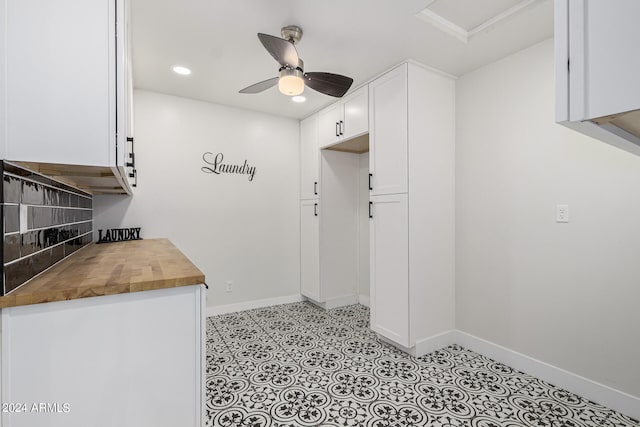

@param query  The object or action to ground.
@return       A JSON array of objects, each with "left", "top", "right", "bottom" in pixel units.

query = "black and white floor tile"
[{"left": 206, "top": 302, "right": 639, "bottom": 427}]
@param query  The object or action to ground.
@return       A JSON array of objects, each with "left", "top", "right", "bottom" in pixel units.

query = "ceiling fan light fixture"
[{"left": 278, "top": 68, "right": 305, "bottom": 96}]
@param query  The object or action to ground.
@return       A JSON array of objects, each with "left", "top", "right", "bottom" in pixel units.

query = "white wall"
[
  {"left": 456, "top": 39, "right": 640, "bottom": 398},
  {"left": 94, "top": 90, "right": 300, "bottom": 308}
]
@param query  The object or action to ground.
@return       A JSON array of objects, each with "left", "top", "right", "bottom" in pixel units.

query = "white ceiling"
[{"left": 131, "top": 0, "right": 553, "bottom": 119}]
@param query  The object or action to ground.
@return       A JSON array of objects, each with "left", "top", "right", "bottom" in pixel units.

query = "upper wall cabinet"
[
  {"left": 369, "top": 64, "right": 408, "bottom": 196},
  {"left": 300, "top": 115, "right": 319, "bottom": 200},
  {"left": 555, "top": 0, "right": 640, "bottom": 156},
  {"left": 3, "top": 0, "right": 133, "bottom": 193},
  {"left": 318, "top": 85, "right": 369, "bottom": 149}
]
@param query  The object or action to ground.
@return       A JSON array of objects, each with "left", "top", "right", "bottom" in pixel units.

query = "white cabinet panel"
[
  {"left": 574, "top": 0, "right": 640, "bottom": 120},
  {"left": 370, "top": 193, "right": 409, "bottom": 347},
  {"left": 300, "top": 200, "right": 320, "bottom": 302},
  {"left": 555, "top": 0, "right": 640, "bottom": 157},
  {"left": 4, "top": 0, "right": 134, "bottom": 192},
  {"left": 318, "top": 85, "right": 369, "bottom": 149},
  {"left": 300, "top": 115, "right": 319, "bottom": 200},
  {"left": 341, "top": 86, "right": 369, "bottom": 140},
  {"left": 6, "top": 0, "right": 114, "bottom": 167},
  {"left": 318, "top": 103, "right": 342, "bottom": 149},
  {"left": 369, "top": 64, "right": 408, "bottom": 195},
  {"left": 1, "top": 286, "right": 205, "bottom": 427}
]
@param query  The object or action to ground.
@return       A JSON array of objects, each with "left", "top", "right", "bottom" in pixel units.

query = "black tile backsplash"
[{"left": 2, "top": 161, "right": 93, "bottom": 295}]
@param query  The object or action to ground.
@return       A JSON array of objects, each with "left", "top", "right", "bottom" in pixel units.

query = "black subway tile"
[
  {"left": 21, "top": 230, "right": 42, "bottom": 257},
  {"left": 59, "top": 191, "right": 70, "bottom": 207},
  {"left": 51, "top": 244, "right": 64, "bottom": 264},
  {"left": 4, "top": 234, "right": 20, "bottom": 263},
  {"left": 79, "top": 196, "right": 92, "bottom": 209},
  {"left": 32, "top": 248, "right": 52, "bottom": 276},
  {"left": 21, "top": 181, "right": 44, "bottom": 205},
  {"left": 3, "top": 175, "right": 21, "bottom": 204},
  {"left": 4, "top": 258, "right": 33, "bottom": 294},
  {"left": 4, "top": 205, "right": 20, "bottom": 233},
  {"left": 69, "top": 194, "right": 79, "bottom": 208}
]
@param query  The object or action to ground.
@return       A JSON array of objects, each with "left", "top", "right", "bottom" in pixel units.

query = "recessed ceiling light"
[
  {"left": 172, "top": 66, "right": 192, "bottom": 76},
  {"left": 292, "top": 95, "right": 306, "bottom": 103}
]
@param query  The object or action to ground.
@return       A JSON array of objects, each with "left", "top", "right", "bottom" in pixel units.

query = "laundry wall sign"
[{"left": 201, "top": 152, "right": 257, "bottom": 182}]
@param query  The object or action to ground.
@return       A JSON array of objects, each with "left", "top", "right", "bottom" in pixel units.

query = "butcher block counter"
[
  {"left": 0, "top": 238, "right": 206, "bottom": 427},
  {"left": 0, "top": 238, "right": 205, "bottom": 308}
]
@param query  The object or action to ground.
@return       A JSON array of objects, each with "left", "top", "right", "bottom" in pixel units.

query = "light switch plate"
[{"left": 556, "top": 204, "right": 569, "bottom": 223}]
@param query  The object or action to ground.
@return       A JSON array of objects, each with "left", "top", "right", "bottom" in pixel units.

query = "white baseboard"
[
  {"left": 323, "top": 294, "right": 359, "bottom": 309},
  {"left": 358, "top": 294, "right": 370, "bottom": 307},
  {"left": 206, "top": 294, "right": 303, "bottom": 317},
  {"left": 453, "top": 330, "right": 640, "bottom": 421},
  {"left": 413, "top": 330, "right": 458, "bottom": 357},
  {"left": 305, "top": 294, "right": 359, "bottom": 310}
]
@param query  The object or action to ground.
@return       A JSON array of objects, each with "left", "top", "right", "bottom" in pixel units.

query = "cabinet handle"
[
  {"left": 368, "top": 173, "right": 373, "bottom": 191},
  {"left": 339, "top": 120, "right": 344, "bottom": 136},
  {"left": 314, "top": 181, "right": 318, "bottom": 195},
  {"left": 314, "top": 203, "right": 318, "bottom": 217},
  {"left": 126, "top": 137, "right": 135, "bottom": 168},
  {"left": 335, "top": 122, "right": 340, "bottom": 137},
  {"left": 369, "top": 201, "right": 373, "bottom": 219},
  {"left": 128, "top": 169, "right": 137, "bottom": 187},
  {"left": 126, "top": 152, "right": 135, "bottom": 168}
]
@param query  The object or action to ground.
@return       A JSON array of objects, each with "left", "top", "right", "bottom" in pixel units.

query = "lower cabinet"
[
  {"left": 300, "top": 200, "right": 320, "bottom": 302},
  {"left": 369, "top": 193, "right": 409, "bottom": 347},
  {"left": 0, "top": 285, "right": 206, "bottom": 427}
]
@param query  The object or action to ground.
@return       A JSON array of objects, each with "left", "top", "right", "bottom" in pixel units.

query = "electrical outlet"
[
  {"left": 226, "top": 281, "right": 233, "bottom": 293},
  {"left": 556, "top": 204, "right": 569, "bottom": 223}
]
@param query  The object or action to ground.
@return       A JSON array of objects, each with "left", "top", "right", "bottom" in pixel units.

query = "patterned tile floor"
[{"left": 206, "top": 302, "right": 639, "bottom": 427}]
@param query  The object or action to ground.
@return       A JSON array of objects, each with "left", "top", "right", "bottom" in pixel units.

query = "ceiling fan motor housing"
[{"left": 281, "top": 25, "right": 303, "bottom": 44}]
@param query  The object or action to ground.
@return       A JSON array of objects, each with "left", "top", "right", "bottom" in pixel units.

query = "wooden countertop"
[{"left": 0, "top": 239, "right": 205, "bottom": 308}]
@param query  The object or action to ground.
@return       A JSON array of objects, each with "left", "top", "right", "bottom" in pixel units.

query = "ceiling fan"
[{"left": 239, "top": 25, "right": 354, "bottom": 98}]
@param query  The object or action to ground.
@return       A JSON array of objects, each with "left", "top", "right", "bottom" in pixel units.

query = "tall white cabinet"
[
  {"left": 369, "top": 69, "right": 408, "bottom": 196},
  {"left": 368, "top": 63, "right": 455, "bottom": 356},
  {"left": 300, "top": 102, "right": 361, "bottom": 309},
  {"left": 300, "top": 199, "right": 320, "bottom": 302}
]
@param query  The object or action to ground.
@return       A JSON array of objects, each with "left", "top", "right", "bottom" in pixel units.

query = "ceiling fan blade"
[
  {"left": 239, "top": 77, "right": 279, "bottom": 94},
  {"left": 257, "top": 33, "right": 299, "bottom": 68},
  {"left": 304, "top": 72, "right": 354, "bottom": 97}
]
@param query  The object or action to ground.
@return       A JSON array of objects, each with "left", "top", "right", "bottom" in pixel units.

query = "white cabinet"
[
  {"left": 300, "top": 200, "right": 320, "bottom": 301},
  {"left": 369, "top": 193, "right": 409, "bottom": 347},
  {"left": 299, "top": 151, "right": 359, "bottom": 309},
  {"left": 300, "top": 115, "right": 319, "bottom": 200},
  {"left": 368, "top": 62, "right": 455, "bottom": 356},
  {"left": 555, "top": 0, "right": 640, "bottom": 156},
  {"left": 318, "top": 86, "right": 369, "bottom": 149},
  {"left": 3, "top": 0, "right": 133, "bottom": 192},
  {"left": 369, "top": 64, "right": 408, "bottom": 195},
  {"left": 1, "top": 285, "right": 205, "bottom": 427}
]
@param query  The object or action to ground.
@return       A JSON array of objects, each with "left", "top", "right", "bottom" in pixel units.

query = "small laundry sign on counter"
[
  {"left": 97, "top": 227, "right": 142, "bottom": 243},
  {"left": 201, "top": 152, "right": 256, "bottom": 182}
]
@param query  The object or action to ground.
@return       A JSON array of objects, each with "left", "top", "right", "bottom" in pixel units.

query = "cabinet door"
[
  {"left": 1, "top": 286, "right": 205, "bottom": 427},
  {"left": 301, "top": 200, "right": 321, "bottom": 302},
  {"left": 5, "top": 0, "right": 116, "bottom": 167},
  {"left": 318, "top": 103, "right": 342, "bottom": 149},
  {"left": 370, "top": 193, "right": 409, "bottom": 347},
  {"left": 341, "top": 85, "right": 369, "bottom": 140},
  {"left": 300, "top": 115, "right": 319, "bottom": 200},
  {"left": 565, "top": 0, "right": 640, "bottom": 120},
  {"left": 369, "top": 64, "right": 408, "bottom": 195}
]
